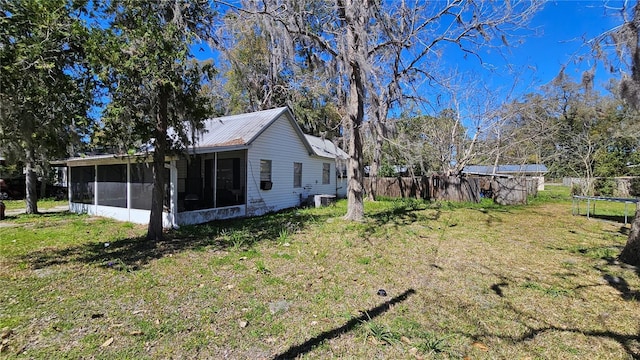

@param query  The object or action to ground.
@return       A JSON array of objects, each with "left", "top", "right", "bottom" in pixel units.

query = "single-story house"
[
  {"left": 65, "top": 107, "right": 348, "bottom": 228},
  {"left": 462, "top": 164, "right": 548, "bottom": 190}
]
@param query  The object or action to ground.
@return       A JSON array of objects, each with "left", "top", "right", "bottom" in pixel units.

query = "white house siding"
[
  {"left": 176, "top": 205, "right": 246, "bottom": 226},
  {"left": 69, "top": 203, "right": 174, "bottom": 228},
  {"left": 246, "top": 114, "right": 337, "bottom": 216}
]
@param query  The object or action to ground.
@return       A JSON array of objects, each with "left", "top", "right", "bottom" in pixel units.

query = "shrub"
[
  {"left": 630, "top": 177, "right": 640, "bottom": 197},
  {"left": 593, "top": 178, "right": 615, "bottom": 197},
  {"left": 570, "top": 183, "right": 583, "bottom": 196}
]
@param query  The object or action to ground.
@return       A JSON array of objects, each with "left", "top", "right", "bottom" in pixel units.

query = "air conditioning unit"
[{"left": 260, "top": 181, "right": 272, "bottom": 190}]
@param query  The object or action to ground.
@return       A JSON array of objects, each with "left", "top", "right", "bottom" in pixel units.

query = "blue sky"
[{"left": 472, "top": 1, "right": 625, "bottom": 98}]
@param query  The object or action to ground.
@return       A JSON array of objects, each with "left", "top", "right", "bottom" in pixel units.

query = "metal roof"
[
  {"left": 304, "top": 135, "right": 348, "bottom": 159},
  {"left": 65, "top": 107, "right": 346, "bottom": 164},
  {"left": 463, "top": 164, "right": 548, "bottom": 175},
  {"left": 192, "top": 107, "right": 291, "bottom": 150}
]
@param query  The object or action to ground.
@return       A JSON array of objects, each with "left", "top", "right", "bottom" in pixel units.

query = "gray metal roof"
[
  {"left": 164, "top": 106, "right": 315, "bottom": 155},
  {"left": 463, "top": 164, "right": 548, "bottom": 175},
  {"left": 193, "top": 107, "right": 291, "bottom": 150},
  {"left": 66, "top": 107, "right": 346, "bottom": 164},
  {"left": 304, "top": 135, "right": 348, "bottom": 159}
]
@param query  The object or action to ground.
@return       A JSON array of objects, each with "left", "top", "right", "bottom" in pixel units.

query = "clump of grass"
[
  {"left": 358, "top": 315, "right": 398, "bottom": 345},
  {"left": 277, "top": 227, "right": 290, "bottom": 245},
  {"left": 521, "top": 281, "right": 572, "bottom": 297},
  {"left": 415, "top": 332, "right": 451, "bottom": 355},
  {"left": 255, "top": 260, "right": 270, "bottom": 274},
  {"left": 569, "top": 245, "right": 619, "bottom": 260},
  {"left": 220, "top": 228, "right": 252, "bottom": 250}
]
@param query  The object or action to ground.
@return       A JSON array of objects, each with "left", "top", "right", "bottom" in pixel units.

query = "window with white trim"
[
  {"left": 260, "top": 159, "right": 272, "bottom": 190},
  {"left": 260, "top": 160, "right": 272, "bottom": 181},
  {"left": 293, "top": 162, "right": 302, "bottom": 188},
  {"left": 322, "top": 163, "right": 331, "bottom": 184}
]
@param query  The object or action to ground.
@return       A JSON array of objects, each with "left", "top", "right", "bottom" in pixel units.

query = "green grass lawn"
[
  {"left": 1, "top": 188, "right": 639, "bottom": 359},
  {"left": 2, "top": 198, "right": 68, "bottom": 211}
]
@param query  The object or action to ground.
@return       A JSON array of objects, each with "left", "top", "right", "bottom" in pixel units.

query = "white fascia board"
[{"left": 187, "top": 145, "right": 249, "bottom": 154}]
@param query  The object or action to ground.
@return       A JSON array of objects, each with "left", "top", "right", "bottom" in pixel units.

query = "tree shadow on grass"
[
  {"left": 479, "top": 266, "right": 640, "bottom": 359},
  {"left": 367, "top": 200, "right": 433, "bottom": 227},
  {"left": 272, "top": 288, "right": 416, "bottom": 360},
  {"left": 19, "top": 208, "right": 332, "bottom": 271},
  {"left": 595, "top": 256, "right": 640, "bottom": 302},
  {"left": 562, "top": 244, "right": 640, "bottom": 301},
  {"left": 517, "top": 328, "right": 640, "bottom": 360}
]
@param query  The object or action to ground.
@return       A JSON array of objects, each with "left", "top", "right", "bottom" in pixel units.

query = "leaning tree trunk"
[
  {"left": 24, "top": 147, "right": 38, "bottom": 214},
  {"left": 619, "top": 205, "right": 640, "bottom": 266},
  {"left": 147, "top": 86, "right": 169, "bottom": 241}
]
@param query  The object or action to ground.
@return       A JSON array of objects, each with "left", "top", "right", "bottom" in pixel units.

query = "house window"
[
  {"left": 260, "top": 160, "right": 271, "bottom": 181},
  {"left": 294, "top": 162, "right": 302, "bottom": 188},
  {"left": 322, "top": 163, "right": 331, "bottom": 184},
  {"left": 260, "top": 159, "right": 272, "bottom": 190}
]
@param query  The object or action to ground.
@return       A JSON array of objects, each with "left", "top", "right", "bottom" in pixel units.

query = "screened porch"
[{"left": 176, "top": 150, "right": 247, "bottom": 212}]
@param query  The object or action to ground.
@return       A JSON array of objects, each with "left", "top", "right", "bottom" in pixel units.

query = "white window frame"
[
  {"left": 322, "top": 163, "right": 331, "bottom": 184},
  {"left": 293, "top": 162, "right": 302, "bottom": 188}
]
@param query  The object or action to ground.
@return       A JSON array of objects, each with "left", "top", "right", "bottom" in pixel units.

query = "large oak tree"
[{"left": 244, "top": 0, "right": 540, "bottom": 220}]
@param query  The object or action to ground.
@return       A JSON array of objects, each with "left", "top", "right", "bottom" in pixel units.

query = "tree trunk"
[
  {"left": 147, "top": 86, "right": 169, "bottom": 241},
  {"left": 368, "top": 114, "right": 386, "bottom": 202},
  {"left": 343, "top": 4, "right": 366, "bottom": 221},
  {"left": 344, "top": 117, "right": 364, "bottom": 221},
  {"left": 24, "top": 147, "right": 38, "bottom": 214},
  {"left": 620, "top": 205, "right": 640, "bottom": 266},
  {"left": 368, "top": 135, "right": 381, "bottom": 201}
]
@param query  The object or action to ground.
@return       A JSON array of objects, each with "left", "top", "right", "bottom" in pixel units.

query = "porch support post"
[
  {"left": 126, "top": 160, "right": 131, "bottom": 213},
  {"left": 213, "top": 152, "right": 218, "bottom": 208},
  {"left": 67, "top": 166, "right": 72, "bottom": 205},
  {"left": 169, "top": 160, "right": 178, "bottom": 228},
  {"left": 93, "top": 164, "right": 98, "bottom": 213}
]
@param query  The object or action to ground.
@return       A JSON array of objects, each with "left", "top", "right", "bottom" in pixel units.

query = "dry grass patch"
[{"left": 1, "top": 188, "right": 639, "bottom": 359}]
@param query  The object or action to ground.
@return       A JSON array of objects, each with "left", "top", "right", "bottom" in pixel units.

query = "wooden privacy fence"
[
  {"left": 365, "top": 175, "right": 531, "bottom": 205},
  {"left": 364, "top": 176, "right": 427, "bottom": 199},
  {"left": 428, "top": 175, "right": 480, "bottom": 202}
]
